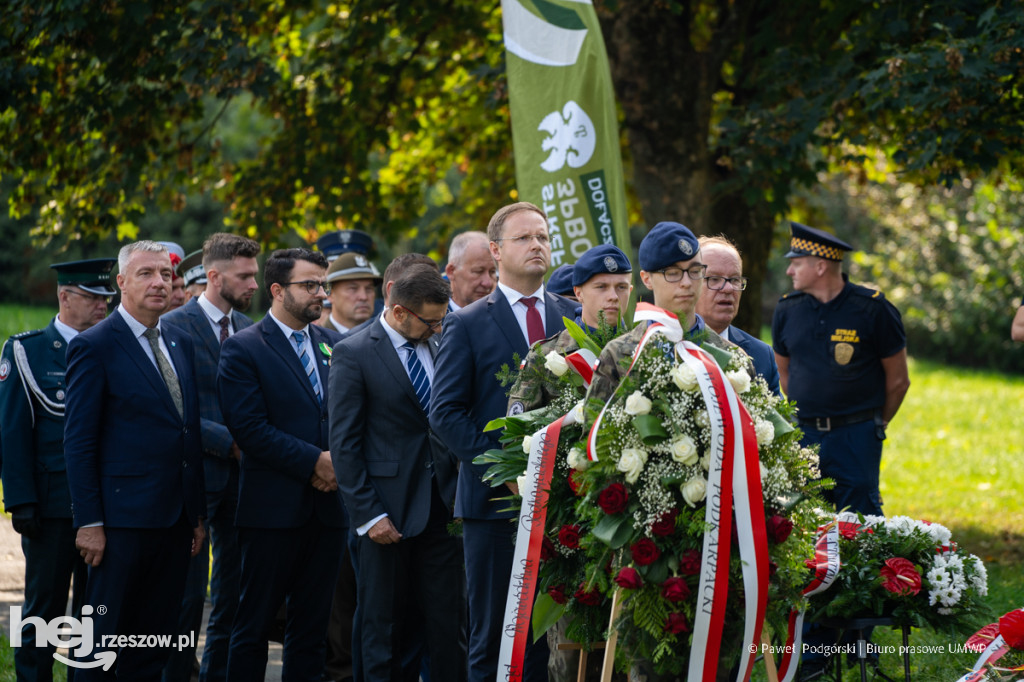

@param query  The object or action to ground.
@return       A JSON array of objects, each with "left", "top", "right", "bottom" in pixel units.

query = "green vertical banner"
[{"left": 501, "top": 0, "right": 629, "bottom": 268}]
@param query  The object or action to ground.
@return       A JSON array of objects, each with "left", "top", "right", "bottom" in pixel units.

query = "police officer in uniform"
[
  {"left": 771, "top": 222, "right": 910, "bottom": 517},
  {"left": 0, "top": 258, "right": 117, "bottom": 682},
  {"left": 178, "top": 249, "right": 208, "bottom": 303}
]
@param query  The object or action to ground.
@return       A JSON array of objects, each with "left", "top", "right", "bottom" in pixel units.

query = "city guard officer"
[{"left": 0, "top": 257, "right": 117, "bottom": 681}]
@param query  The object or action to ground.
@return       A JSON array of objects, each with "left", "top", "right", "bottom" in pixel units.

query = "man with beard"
[
  {"left": 162, "top": 233, "right": 260, "bottom": 682},
  {"left": 218, "top": 248, "right": 347, "bottom": 681}
]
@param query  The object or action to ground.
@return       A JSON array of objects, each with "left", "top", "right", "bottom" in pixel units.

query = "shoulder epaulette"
[
  {"left": 776, "top": 291, "right": 806, "bottom": 305},
  {"left": 10, "top": 328, "right": 45, "bottom": 341},
  {"left": 850, "top": 283, "right": 886, "bottom": 301}
]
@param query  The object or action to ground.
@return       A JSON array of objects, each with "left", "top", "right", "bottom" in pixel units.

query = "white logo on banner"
[{"left": 538, "top": 101, "right": 597, "bottom": 172}]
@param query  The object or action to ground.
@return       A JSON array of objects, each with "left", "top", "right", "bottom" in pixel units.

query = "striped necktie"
[
  {"left": 401, "top": 342, "right": 431, "bottom": 412},
  {"left": 292, "top": 330, "right": 322, "bottom": 404}
]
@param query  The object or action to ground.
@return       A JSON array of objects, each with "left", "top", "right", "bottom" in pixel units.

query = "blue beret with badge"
[
  {"left": 546, "top": 264, "right": 575, "bottom": 296},
  {"left": 50, "top": 258, "right": 118, "bottom": 296},
  {"left": 572, "top": 244, "right": 632, "bottom": 287},
  {"left": 316, "top": 229, "right": 375, "bottom": 261},
  {"left": 785, "top": 222, "right": 853, "bottom": 262},
  {"left": 638, "top": 221, "right": 700, "bottom": 272}
]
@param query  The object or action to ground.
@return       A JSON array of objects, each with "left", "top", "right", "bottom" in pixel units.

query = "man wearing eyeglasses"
[
  {"left": 695, "top": 235, "right": 780, "bottom": 395},
  {"left": 588, "top": 221, "right": 737, "bottom": 403},
  {"left": 217, "top": 248, "right": 347, "bottom": 681},
  {"left": 1, "top": 258, "right": 115, "bottom": 681},
  {"left": 330, "top": 263, "right": 466, "bottom": 682},
  {"left": 430, "top": 201, "right": 577, "bottom": 682}
]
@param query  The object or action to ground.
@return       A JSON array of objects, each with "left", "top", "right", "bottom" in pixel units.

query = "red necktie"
[
  {"left": 521, "top": 296, "right": 545, "bottom": 344},
  {"left": 218, "top": 316, "right": 230, "bottom": 344}
]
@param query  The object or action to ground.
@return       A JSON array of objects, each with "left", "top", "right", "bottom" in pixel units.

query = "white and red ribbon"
[
  {"left": 565, "top": 348, "right": 598, "bottom": 387},
  {"left": 954, "top": 634, "right": 1009, "bottom": 681}
]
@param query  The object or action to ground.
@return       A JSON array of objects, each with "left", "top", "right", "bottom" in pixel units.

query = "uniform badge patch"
[
  {"left": 603, "top": 256, "right": 618, "bottom": 272},
  {"left": 834, "top": 342, "right": 854, "bottom": 366},
  {"left": 0, "top": 359, "right": 9, "bottom": 381},
  {"left": 678, "top": 239, "right": 694, "bottom": 256},
  {"left": 56, "top": 390, "right": 66, "bottom": 401},
  {"left": 508, "top": 401, "right": 525, "bottom": 416}
]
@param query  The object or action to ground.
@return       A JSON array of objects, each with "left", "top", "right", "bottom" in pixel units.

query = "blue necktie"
[
  {"left": 292, "top": 330, "right": 322, "bottom": 404},
  {"left": 401, "top": 342, "right": 431, "bottom": 412}
]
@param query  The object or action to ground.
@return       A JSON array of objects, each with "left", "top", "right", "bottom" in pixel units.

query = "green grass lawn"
[{"left": 1, "top": 307, "right": 1022, "bottom": 679}]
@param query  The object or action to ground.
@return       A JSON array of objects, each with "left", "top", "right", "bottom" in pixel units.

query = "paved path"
[{"left": 0, "top": 515, "right": 284, "bottom": 680}]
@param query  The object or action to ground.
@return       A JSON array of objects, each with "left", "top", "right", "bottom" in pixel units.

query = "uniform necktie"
[
  {"left": 521, "top": 296, "right": 545, "bottom": 345},
  {"left": 401, "top": 342, "right": 431, "bottom": 412},
  {"left": 292, "top": 330, "right": 322, "bottom": 404},
  {"left": 142, "top": 327, "right": 184, "bottom": 419},
  {"left": 218, "top": 316, "right": 230, "bottom": 344}
]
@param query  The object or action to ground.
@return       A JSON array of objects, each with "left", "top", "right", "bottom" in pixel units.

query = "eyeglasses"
[
  {"left": 705, "top": 275, "right": 748, "bottom": 291},
  {"left": 284, "top": 280, "right": 331, "bottom": 295},
  {"left": 396, "top": 305, "right": 446, "bottom": 331},
  {"left": 65, "top": 289, "right": 112, "bottom": 304},
  {"left": 494, "top": 233, "right": 550, "bottom": 247},
  {"left": 655, "top": 264, "right": 707, "bottom": 283}
]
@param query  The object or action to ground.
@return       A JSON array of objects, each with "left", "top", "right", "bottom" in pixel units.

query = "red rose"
[
  {"left": 574, "top": 584, "right": 602, "bottom": 606},
  {"left": 664, "top": 612, "right": 690, "bottom": 634},
  {"left": 558, "top": 524, "right": 581, "bottom": 550},
  {"left": 879, "top": 557, "right": 922, "bottom": 596},
  {"left": 999, "top": 609, "right": 1024, "bottom": 650},
  {"left": 597, "top": 483, "right": 628, "bottom": 514},
  {"left": 840, "top": 525, "right": 859, "bottom": 540},
  {"left": 614, "top": 567, "right": 643, "bottom": 590},
  {"left": 540, "top": 536, "right": 556, "bottom": 561},
  {"left": 630, "top": 538, "right": 661, "bottom": 566},
  {"left": 766, "top": 514, "right": 794, "bottom": 544},
  {"left": 548, "top": 584, "right": 568, "bottom": 605},
  {"left": 660, "top": 576, "right": 691, "bottom": 603},
  {"left": 651, "top": 508, "right": 678, "bottom": 537},
  {"left": 679, "top": 549, "right": 702, "bottom": 576}
]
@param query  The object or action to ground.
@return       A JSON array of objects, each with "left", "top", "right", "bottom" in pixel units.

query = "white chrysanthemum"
[
  {"left": 969, "top": 555, "right": 988, "bottom": 597},
  {"left": 521, "top": 435, "right": 532, "bottom": 453},
  {"left": 681, "top": 476, "right": 707, "bottom": 507},
  {"left": 861, "top": 515, "right": 886, "bottom": 528},
  {"left": 923, "top": 522, "right": 953, "bottom": 546},
  {"left": 669, "top": 434, "right": 698, "bottom": 466},
  {"left": 754, "top": 419, "right": 774, "bottom": 445},
  {"left": 617, "top": 448, "right": 648, "bottom": 484},
  {"left": 670, "top": 363, "right": 699, "bottom": 392},
  {"left": 567, "top": 447, "right": 589, "bottom": 471},
  {"left": 624, "top": 391, "right": 653, "bottom": 416},
  {"left": 926, "top": 566, "right": 950, "bottom": 589},
  {"left": 726, "top": 370, "right": 751, "bottom": 394}
]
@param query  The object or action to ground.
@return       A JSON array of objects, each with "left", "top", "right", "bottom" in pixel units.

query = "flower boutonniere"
[{"left": 319, "top": 342, "right": 333, "bottom": 366}]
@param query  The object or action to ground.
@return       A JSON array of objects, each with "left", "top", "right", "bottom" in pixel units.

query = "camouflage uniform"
[
  {"left": 506, "top": 329, "right": 581, "bottom": 415},
  {"left": 587, "top": 321, "right": 737, "bottom": 404}
]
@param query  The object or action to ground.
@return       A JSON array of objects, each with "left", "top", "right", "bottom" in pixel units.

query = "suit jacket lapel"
[
  {"left": 544, "top": 291, "right": 571, "bottom": 336},
  {"left": 369, "top": 321, "right": 425, "bottom": 417},
  {"left": 164, "top": 325, "right": 192, "bottom": 422},
  {"left": 110, "top": 314, "right": 179, "bottom": 417},
  {"left": 185, "top": 301, "right": 220, "bottom": 351},
  {"left": 488, "top": 291, "right": 528, "bottom": 356},
  {"left": 261, "top": 316, "right": 319, "bottom": 404},
  {"left": 308, "top": 325, "right": 333, "bottom": 404}
]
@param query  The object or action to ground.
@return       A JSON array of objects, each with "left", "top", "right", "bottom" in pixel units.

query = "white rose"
[
  {"left": 695, "top": 410, "right": 711, "bottom": 429},
  {"left": 669, "top": 434, "right": 698, "bottom": 466},
  {"left": 755, "top": 419, "right": 775, "bottom": 445},
  {"left": 544, "top": 350, "right": 569, "bottom": 377},
  {"left": 516, "top": 474, "right": 529, "bottom": 495},
  {"left": 700, "top": 452, "right": 712, "bottom": 471},
  {"left": 727, "top": 370, "right": 751, "bottom": 394},
  {"left": 670, "top": 363, "right": 699, "bottom": 392},
  {"left": 522, "top": 435, "right": 532, "bottom": 453},
  {"left": 617, "top": 448, "right": 648, "bottom": 484},
  {"left": 624, "top": 391, "right": 652, "bottom": 416},
  {"left": 567, "top": 447, "right": 589, "bottom": 471},
  {"left": 681, "top": 476, "right": 707, "bottom": 507},
  {"left": 571, "top": 400, "right": 586, "bottom": 424}
]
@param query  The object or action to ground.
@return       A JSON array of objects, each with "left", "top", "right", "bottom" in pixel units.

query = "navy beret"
[
  {"left": 545, "top": 264, "right": 575, "bottom": 297},
  {"left": 785, "top": 222, "right": 853, "bottom": 261},
  {"left": 572, "top": 244, "right": 632, "bottom": 287},
  {"left": 638, "top": 221, "right": 700, "bottom": 272}
]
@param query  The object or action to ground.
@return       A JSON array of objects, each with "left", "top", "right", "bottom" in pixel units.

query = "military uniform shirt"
[{"left": 771, "top": 279, "right": 906, "bottom": 418}]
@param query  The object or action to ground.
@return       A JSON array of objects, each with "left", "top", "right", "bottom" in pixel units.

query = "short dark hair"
[
  {"left": 203, "top": 233, "right": 261, "bottom": 270},
  {"left": 382, "top": 253, "right": 437, "bottom": 287},
  {"left": 263, "top": 248, "right": 328, "bottom": 298},
  {"left": 390, "top": 264, "right": 450, "bottom": 311},
  {"left": 486, "top": 202, "right": 547, "bottom": 242}
]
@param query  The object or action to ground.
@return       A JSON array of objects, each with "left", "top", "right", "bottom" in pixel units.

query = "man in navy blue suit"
[
  {"left": 696, "top": 235, "right": 781, "bottom": 395},
  {"left": 218, "top": 248, "right": 346, "bottom": 682},
  {"left": 430, "top": 202, "right": 577, "bottom": 682},
  {"left": 161, "top": 233, "right": 260, "bottom": 682},
  {"left": 331, "top": 264, "right": 466, "bottom": 682},
  {"left": 64, "top": 241, "right": 206, "bottom": 681}
]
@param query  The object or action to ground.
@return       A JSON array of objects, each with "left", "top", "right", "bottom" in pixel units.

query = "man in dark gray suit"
[
  {"left": 330, "top": 264, "right": 465, "bottom": 682},
  {"left": 161, "top": 233, "right": 260, "bottom": 682}
]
